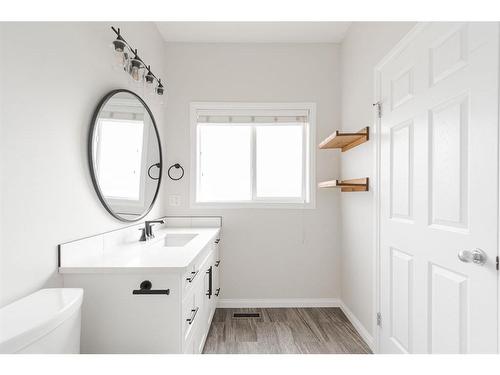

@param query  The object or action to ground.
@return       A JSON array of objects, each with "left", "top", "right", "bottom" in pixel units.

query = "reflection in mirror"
[{"left": 89, "top": 90, "right": 162, "bottom": 221}]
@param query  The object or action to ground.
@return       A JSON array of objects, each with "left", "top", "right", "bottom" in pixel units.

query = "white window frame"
[{"left": 190, "top": 102, "right": 316, "bottom": 209}]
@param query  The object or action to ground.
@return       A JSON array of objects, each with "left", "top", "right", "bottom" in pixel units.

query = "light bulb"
[
  {"left": 111, "top": 46, "right": 130, "bottom": 71},
  {"left": 131, "top": 65, "right": 140, "bottom": 81}
]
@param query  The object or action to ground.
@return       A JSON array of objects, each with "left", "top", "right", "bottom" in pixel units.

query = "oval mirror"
[{"left": 88, "top": 89, "right": 162, "bottom": 222}]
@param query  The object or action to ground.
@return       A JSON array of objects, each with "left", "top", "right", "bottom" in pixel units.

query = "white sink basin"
[{"left": 164, "top": 234, "right": 197, "bottom": 247}]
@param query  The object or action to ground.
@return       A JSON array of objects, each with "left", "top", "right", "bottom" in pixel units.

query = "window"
[{"left": 191, "top": 103, "right": 315, "bottom": 208}]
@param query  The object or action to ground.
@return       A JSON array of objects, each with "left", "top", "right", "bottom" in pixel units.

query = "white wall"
[
  {"left": 0, "top": 22, "right": 418, "bottom": 317},
  {"left": 163, "top": 43, "right": 342, "bottom": 301},
  {"left": 339, "top": 22, "right": 416, "bottom": 335},
  {"left": 0, "top": 22, "right": 168, "bottom": 307}
]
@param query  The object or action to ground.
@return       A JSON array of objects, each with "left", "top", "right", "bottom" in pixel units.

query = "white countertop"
[{"left": 58, "top": 227, "right": 220, "bottom": 274}]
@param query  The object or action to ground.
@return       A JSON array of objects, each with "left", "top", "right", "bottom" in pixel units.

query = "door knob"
[{"left": 457, "top": 248, "right": 487, "bottom": 265}]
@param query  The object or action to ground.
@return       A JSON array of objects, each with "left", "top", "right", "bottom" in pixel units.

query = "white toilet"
[{"left": 0, "top": 288, "right": 83, "bottom": 354}]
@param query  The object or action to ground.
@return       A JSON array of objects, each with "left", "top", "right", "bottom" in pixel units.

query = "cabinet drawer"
[
  {"left": 183, "top": 316, "right": 205, "bottom": 354},
  {"left": 182, "top": 291, "right": 198, "bottom": 343},
  {"left": 182, "top": 265, "right": 199, "bottom": 295},
  {"left": 183, "top": 327, "right": 197, "bottom": 354},
  {"left": 181, "top": 244, "right": 213, "bottom": 295}
]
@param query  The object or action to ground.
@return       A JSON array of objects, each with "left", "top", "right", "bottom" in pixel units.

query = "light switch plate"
[{"left": 168, "top": 195, "right": 181, "bottom": 207}]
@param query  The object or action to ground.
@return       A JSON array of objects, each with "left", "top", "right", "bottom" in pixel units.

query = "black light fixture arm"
[{"left": 111, "top": 26, "right": 164, "bottom": 89}]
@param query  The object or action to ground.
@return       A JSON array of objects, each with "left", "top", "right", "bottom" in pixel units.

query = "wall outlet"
[{"left": 168, "top": 195, "right": 181, "bottom": 207}]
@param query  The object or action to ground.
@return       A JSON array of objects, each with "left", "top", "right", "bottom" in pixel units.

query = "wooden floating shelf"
[
  {"left": 318, "top": 178, "right": 369, "bottom": 192},
  {"left": 319, "top": 127, "right": 369, "bottom": 152}
]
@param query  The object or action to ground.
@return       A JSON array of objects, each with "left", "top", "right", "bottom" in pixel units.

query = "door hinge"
[
  {"left": 376, "top": 312, "right": 382, "bottom": 326},
  {"left": 373, "top": 102, "right": 382, "bottom": 119},
  {"left": 496, "top": 256, "right": 499, "bottom": 271}
]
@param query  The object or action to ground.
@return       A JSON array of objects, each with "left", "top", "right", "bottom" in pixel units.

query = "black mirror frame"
[{"left": 88, "top": 89, "right": 163, "bottom": 222}]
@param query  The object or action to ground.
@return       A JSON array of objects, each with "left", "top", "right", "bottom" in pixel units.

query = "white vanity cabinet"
[{"left": 61, "top": 231, "right": 221, "bottom": 354}]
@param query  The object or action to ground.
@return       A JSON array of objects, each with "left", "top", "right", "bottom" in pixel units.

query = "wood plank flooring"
[{"left": 202, "top": 308, "right": 372, "bottom": 354}]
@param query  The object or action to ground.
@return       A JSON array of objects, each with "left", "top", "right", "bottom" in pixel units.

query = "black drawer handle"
[
  {"left": 132, "top": 280, "right": 170, "bottom": 295},
  {"left": 186, "top": 307, "right": 199, "bottom": 325},
  {"left": 215, "top": 260, "right": 221, "bottom": 267},
  {"left": 133, "top": 289, "right": 170, "bottom": 295},
  {"left": 206, "top": 266, "right": 212, "bottom": 299},
  {"left": 215, "top": 288, "right": 220, "bottom": 297},
  {"left": 186, "top": 270, "right": 199, "bottom": 283}
]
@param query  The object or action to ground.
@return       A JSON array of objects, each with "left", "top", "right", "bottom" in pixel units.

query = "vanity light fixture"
[{"left": 111, "top": 26, "right": 166, "bottom": 97}]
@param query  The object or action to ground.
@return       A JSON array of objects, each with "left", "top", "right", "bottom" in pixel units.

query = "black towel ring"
[
  {"left": 147, "top": 163, "right": 161, "bottom": 180},
  {"left": 168, "top": 163, "right": 184, "bottom": 181}
]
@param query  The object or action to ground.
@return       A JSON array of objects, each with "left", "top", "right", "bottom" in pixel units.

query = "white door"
[{"left": 377, "top": 22, "right": 499, "bottom": 354}]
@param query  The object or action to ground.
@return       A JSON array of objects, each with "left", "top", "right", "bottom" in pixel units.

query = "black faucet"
[{"left": 139, "top": 219, "right": 165, "bottom": 241}]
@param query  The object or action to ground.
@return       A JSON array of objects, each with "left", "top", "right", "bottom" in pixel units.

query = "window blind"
[{"left": 196, "top": 109, "right": 309, "bottom": 124}]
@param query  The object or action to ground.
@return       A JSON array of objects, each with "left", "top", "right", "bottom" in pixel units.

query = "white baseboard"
[
  {"left": 217, "top": 297, "right": 375, "bottom": 352},
  {"left": 338, "top": 300, "right": 375, "bottom": 352},
  {"left": 217, "top": 298, "right": 341, "bottom": 308}
]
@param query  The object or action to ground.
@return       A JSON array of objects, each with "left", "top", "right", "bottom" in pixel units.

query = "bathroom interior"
[{"left": 1, "top": 5, "right": 500, "bottom": 369}]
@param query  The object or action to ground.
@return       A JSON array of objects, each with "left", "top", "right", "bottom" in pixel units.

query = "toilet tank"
[{"left": 0, "top": 288, "right": 83, "bottom": 354}]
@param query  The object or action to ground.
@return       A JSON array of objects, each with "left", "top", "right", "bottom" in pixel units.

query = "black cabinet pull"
[
  {"left": 133, "top": 289, "right": 170, "bottom": 295},
  {"left": 215, "top": 260, "right": 221, "bottom": 267},
  {"left": 206, "top": 266, "right": 213, "bottom": 299},
  {"left": 132, "top": 280, "right": 170, "bottom": 295},
  {"left": 215, "top": 288, "right": 220, "bottom": 297},
  {"left": 186, "top": 270, "right": 199, "bottom": 283},
  {"left": 186, "top": 307, "right": 199, "bottom": 325}
]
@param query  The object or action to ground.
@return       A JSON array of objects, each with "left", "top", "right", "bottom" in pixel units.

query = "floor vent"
[{"left": 232, "top": 312, "right": 260, "bottom": 318}]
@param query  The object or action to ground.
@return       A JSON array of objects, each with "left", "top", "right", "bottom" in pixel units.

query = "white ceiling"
[{"left": 155, "top": 22, "right": 351, "bottom": 43}]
